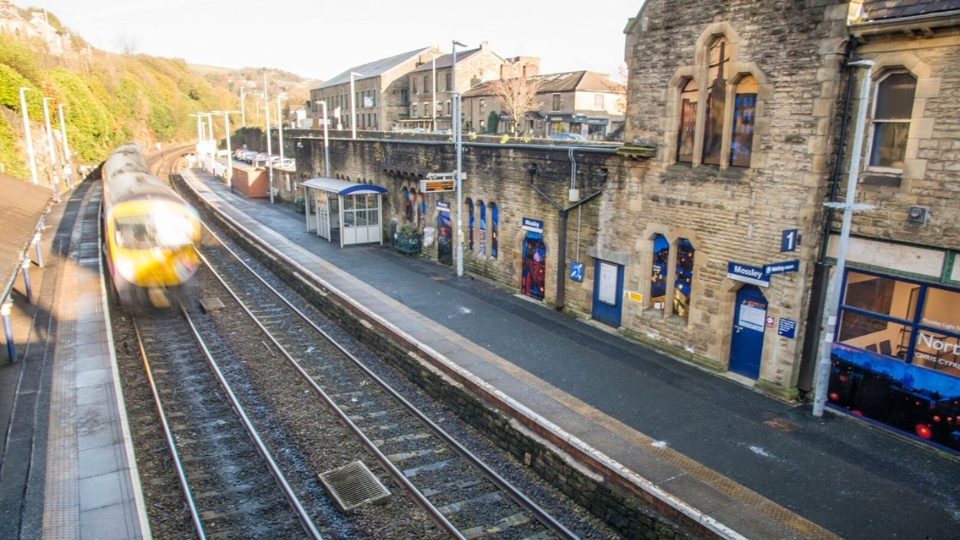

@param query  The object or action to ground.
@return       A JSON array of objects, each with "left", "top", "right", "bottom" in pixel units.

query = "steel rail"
[
  {"left": 130, "top": 317, "right": 207, "bottom": 540},
  {"left": 198, "top": 222, "right": 579, "bottom": 540},
  {"left": 177, "top": 302, "right": 325, "bottom": 540}
]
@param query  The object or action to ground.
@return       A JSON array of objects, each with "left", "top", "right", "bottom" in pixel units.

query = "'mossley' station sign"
[{"left": 727, "top": 262, "right": 769, "bottom": 287}]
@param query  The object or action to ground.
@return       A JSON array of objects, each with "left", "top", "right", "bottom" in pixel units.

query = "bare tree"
[
  {"left": 113, "top": 32, "right": 140, "bottom": 56},
  {"left": 489, "top": 76, "right": 544, "bottom": 137}
]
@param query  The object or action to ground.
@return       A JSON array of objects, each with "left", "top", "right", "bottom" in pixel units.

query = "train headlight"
[{"left": 117, "top": 259, "right": 137, "bottom": 282}]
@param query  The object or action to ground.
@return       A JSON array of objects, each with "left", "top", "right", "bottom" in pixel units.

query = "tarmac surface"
[
  {"left": 0, "top": 169, "right": 958, "bottom": 540},
  {"left": 180, "top": 169, "right": 960, "bottom": 540}
]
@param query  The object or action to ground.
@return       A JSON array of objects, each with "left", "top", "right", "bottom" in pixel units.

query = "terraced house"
[{"left": 614, "top": 0, "right": 960, "bottom": 454}]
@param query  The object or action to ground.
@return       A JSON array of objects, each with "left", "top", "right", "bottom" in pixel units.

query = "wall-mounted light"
[
  {"left": 296, "top": 140, "right": 303, "bottom": 148},
  {"left": 528, "top": 163, "right": 538, "bottom": 178},
  {"left": 598, "top": 168, "right": 609, "bottom": 183}
]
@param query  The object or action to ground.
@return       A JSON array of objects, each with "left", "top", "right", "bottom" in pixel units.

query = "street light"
[
  {"left": 57, "top": 103, "right": 72, "bottom": 188},
  {"left": 42, "top": 97, "right": 61, "bottom": 202},
  {"left": 452, "top": 40, "right": 467, "bottom": 277},
  {"left": 349, "top": 72, "right": 363, "bottom": 139},
  {"left": 431, "top": 51, "right": 440, "bottom": 132},
  {"left": 318, "top": 100, "right": 330, "bottom": 177},
  {"left": 19, "top": 87, "right": 38, "bottom": 185},
  {"left": 263, "top": 73, "right": 274, "bottom": 203},
  {"left": 277, "top": 95, "right": 285, "bottom": 164},
  {"left": 212, "top": 110, "right": 240, "bottom": 190},
  {"left": 813, "top": 60, "right": 876, "bottom": 417}
]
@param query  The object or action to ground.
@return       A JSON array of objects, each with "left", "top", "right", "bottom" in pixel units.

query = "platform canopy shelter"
[{"left": 301, "top": 177, "right": 388, "bottom": 247}]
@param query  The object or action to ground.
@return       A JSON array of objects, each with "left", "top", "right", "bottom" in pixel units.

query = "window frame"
[{"left": 865, "top": 70, "right": 917, "bottom": 176}]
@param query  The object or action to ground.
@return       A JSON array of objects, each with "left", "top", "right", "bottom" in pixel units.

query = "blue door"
[
  {"left": 729, "top": 285, "right": 766, "bottom": 379},
  {"left": 592, "top": 260, "right": 623, "bottom": 328}
]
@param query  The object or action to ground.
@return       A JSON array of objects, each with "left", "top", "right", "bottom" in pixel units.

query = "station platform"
[
  {"left": 0, "top": 180, "right": 148, "bottom": 539},
  {"left": 178, "top": 169, "right": 960, "bottom": 540}
]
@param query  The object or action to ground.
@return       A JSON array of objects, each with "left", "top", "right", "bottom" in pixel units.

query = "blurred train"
[{"left": 101, "top": 142, "right": 202, "bottom": 309}]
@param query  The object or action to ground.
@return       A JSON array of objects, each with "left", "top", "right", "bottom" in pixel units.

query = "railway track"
[
  {"left": 128, "top": 304, "right": 321, "bottom": 539},
  {"left": 194, "top": 220, "right": 578, "bottom": 539}
]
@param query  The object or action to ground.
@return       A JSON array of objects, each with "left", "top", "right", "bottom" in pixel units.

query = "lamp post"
[
  {"left": 452, "top": 40, "right": 467, "bottom": 277},
  {"left": 277, "top": 95, "right": 285, "bottom": 164},
  {"left": 431, "top": 51, "right": 440, "bottom": 132},
  {"left": 19, "top": 87, "right": 38, "bottom": 185},
  {"left": 813, "top": 60, "right": 876, "bottom": 417},
  {"left": 57, "top": 103, "right": 72, "bottom": 188},
  {"left": 240, "top": 87, "right": 247, "bottom": 127},
  {"left": 263, "top": 73, "right": 274, "bottom": 203},
  {"left": 320, "top": 100, "right": 330, "bottom": 177},
  {"left": 42, "top": 97, "right": 60, "bottom": 202},
  {"left": 349, "top": 72, "right": 363, "bottom": 139},
  {"left": 212, "top": 110, "right": 239, "bottom": 190}
]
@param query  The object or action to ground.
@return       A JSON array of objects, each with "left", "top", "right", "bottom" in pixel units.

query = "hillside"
[{"left": 0, "top": 6, "right": 317, "bottom": 183}]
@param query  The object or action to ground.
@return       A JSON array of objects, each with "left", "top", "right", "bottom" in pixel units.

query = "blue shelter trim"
[{"left": 301, "top": 177, "right": 388, "bottom": 196}]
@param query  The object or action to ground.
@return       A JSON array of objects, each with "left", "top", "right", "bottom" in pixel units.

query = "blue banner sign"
[
  {"left": 570, "top": 261, "right": 584, "bottom": 282},
  {"left": 522, "top": 217, "right": 544, "bottom": 233},
  {"left": 781, "top": 229, "right": 799, "bottom": 253},
  {"left": 727, "top": 262, "right": 769, "bottom": 287},
  {"left": 437, "top": 200, "right": 451, "bottom": 213},
  {"left": 764, "top": 259, "right": 800, "bottom": 276}
]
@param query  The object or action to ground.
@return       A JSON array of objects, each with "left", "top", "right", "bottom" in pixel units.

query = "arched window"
[
  {"left": 675, "top": 239, "right": 695, "bottom": 319},
  {"left": 491, "top": 203, "right": 499, "bottom": 258},
  {"left": 466, "top": 198, "right": 475, "bottom": 252},
  {"left": 418, "top": 192, "right": 427, "bottom": 228},
  {"left": 650, "top": 234, "right": 669, "bottom": 312},
  {"left": 677, "top": 78, "right": 699, "bottom": 163},
  {"left": 413, "top": 188, "right": 421, "bottom": 225},
  {"left": 730, "top": 75, "right": 758, "bottom": 168},
  {"left": 403, "top": 188, "right": 412, "bottom": 222},
  {"left": 702, "top": 36, "right": 730, "bottom": 166},
  {"left": 870, "top": 72, "right": 916, "bottom": 170},
  {"left": 478, "top": 200, "right": 487, "bottom": 255}
]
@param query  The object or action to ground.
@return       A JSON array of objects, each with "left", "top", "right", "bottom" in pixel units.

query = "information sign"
[
  {"left": 420, "top": 179, "right": 455, "bottom": 193},
  {"left": 778, "top": 318, "right": 797, "bottom": 339},
  {"left": 570, "top": 261, "right": 584, "bottom": 282}
]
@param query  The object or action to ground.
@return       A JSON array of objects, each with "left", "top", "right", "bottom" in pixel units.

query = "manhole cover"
[
  {"left": 319, "top": 461, "right": 391, "bottom": 511},
  {"left": 763, "top": 417, "right": 799, "bottom": 433}
]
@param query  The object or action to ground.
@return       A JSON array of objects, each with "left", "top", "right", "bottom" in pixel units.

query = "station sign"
[
  {"left": 437, "top": 200, "right": 451, "bottom": 213},
  {"left": 727, "top": 262, "right": 769, "bottom": 287},
  {"left": 764, "top": 259, "right": 800, "bottom": 276},
  {"left": 522, "top": 217, "right": 544, "bottom": 233}
]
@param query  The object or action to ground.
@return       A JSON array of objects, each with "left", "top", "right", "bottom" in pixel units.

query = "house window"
[
  {"left": 480, "top": 98, "right": 485, "bottom": 111},
  {"left": 491, "top": 203, "right": 499, "bottom": 258},
  {"left": 870, "top": 72, "right": 916, "bottom": 170},
  {"left": 445, "top": 72, "right": 452, "bottom": 91},
  {"left": 424, "top": 101, "right": 431, "bottom": 117},
  {"left": 730, "top": 75, "right": 758, "bottom": 168},
  {"left": 423, "top": 75, "right": 429, "bottom": 94},
  {"left": 446, "top": 100, "right": 451, "bottom": 115},
  {"left": 552, "top": 93, "right": 561, "bottom": 111},
  {"left": 400, "top": 89, "right": 409, "bottom": 106},
  {"left": 594, "top": 94, "right": 604, "bottom": 110},
  {"left": 412, "top": 77, "right": 417, "bottom": 94},
  {"left": 677, "top": 79, "right": 699, "bottom": 163},
  {"left": 413, "top": 104, "right": 418, "bottom": 117}
]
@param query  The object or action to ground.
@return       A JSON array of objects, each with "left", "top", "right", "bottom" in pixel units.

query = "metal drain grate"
[{"left": 319, "top": 461, "right": 391, "bottom": 511}]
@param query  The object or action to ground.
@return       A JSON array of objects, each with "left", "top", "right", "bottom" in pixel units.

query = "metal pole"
[
  {"left": 264, "top": 74, "right": 274, "bottom": 204},
  {"left": 432, "top": 52, "right": 437, "bottom": 132},
  {"left": 350, "top": 72, "right": 362, "bottom": 139},
  {"left": 42, "top": 98, "right": 60, "bottom": 202},
  {"left": 58, "top": 103, "right": 72, "bottom": 188},
  {"left": 321, "top": 100, "right": 330, "bottom": 177},
  {"left": 34, "top": 233, "right": 44, "bottom": 268},
  {"left": 278, "top": 95, "right": 284, "bottom": 163},
  {"left": 20, "top": 87, "right": 38, "bottom": 185},
  {"left": 812, "top": 59, "right": 875, "bottom": 417},
  {"left": 21, "top": 260, "right": 33, "bottom": 304},
  {"left": 3, "top": 300, "right": 15, "bottom": 362},
  {"left": 240, "top": 87, "right": 246, "bottom": 127},
  {"left": 453, "top": 40, "right": 467, "bottom": 277}
]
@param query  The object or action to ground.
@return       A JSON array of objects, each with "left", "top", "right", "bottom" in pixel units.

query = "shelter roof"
[
  {"left": 302, "top": 177, "right": 388, "bottom": 195},
  {"left": 859, "top": 0, "right": 960, "bottom": 21},
  {"left": 0, "top": 174, "right": 53, "bottom": 301}
]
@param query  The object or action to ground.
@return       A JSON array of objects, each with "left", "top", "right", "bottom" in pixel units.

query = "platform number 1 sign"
[{"left": 781, "top": 229, "right": 799, "bottom": 253}]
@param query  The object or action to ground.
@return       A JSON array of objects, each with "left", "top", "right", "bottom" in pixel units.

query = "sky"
[{"left": 32, "top": 0, "right": 642, "bottom": 82}]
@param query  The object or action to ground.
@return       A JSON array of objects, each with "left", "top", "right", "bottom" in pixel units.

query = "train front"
[{"left": 106, "top": 197, "right": 202, "bottom": 308}]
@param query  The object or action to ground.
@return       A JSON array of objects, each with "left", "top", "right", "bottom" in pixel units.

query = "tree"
[
  {"left": 486, "top": 111, "right": 499, "bottom": 134},
  {"left": 488, "top": 76, "right": 544, "bottom": 137},
  {"left": 113, "top": 33, "right": 140, "bottom": 56}
]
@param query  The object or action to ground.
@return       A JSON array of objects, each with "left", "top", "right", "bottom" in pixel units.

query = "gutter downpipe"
[
  {"left": 799, "top": 38, "right": 859, "bottom": 393},
  {"left": 530, "top": 148, "right": 606, "bottom": 311},
  {"left": 813, "top": 58, "right": 875, "bottom": 417}
]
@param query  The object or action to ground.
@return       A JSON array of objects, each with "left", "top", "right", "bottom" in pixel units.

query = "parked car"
[{"left": 549, "top": 132, "right": 586, "bottom": 141}]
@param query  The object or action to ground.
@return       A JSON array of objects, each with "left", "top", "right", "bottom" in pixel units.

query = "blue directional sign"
[
  {"left": 570, "top": 261, "right": 584, "bottom": 282},
  {"left": 764, "top": 260, "right": 800, "bottom": 276}
]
